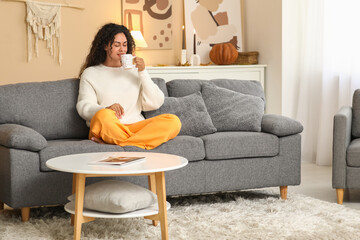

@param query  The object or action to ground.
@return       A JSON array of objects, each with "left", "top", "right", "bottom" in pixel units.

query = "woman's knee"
[
  {"left": 162, "top": 114, "right": 182, "bottom": 132},
  {"left": 93, "top": 109, "right": 115, "bottom": 120},
  {"left": 90, "top": 108, "right": 116, "bottom": 126}
]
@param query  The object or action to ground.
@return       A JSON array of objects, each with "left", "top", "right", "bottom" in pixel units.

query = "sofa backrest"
[
  {"left": 0, "top": 79, "right": 89, "bottom": 140},
  {"left": 0, "top": 77, "right": 263, "bottom": 140},
  {"left": 166, "top": 79, "right": 265, "bottom": 103},
  {"left": 352, "top": 89, "right": 360, "bottom": 137},
  {"left": 152, "top": 78, "right": 168, "bottom": 97}
]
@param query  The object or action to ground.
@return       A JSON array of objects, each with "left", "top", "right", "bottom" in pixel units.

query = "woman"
[{"left": 77, "top": 23, "right": 181, "bottom": 150}]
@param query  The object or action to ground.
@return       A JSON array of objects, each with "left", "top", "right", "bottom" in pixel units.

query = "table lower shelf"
[{"left": 64, "top": 201, "right": 171, "bottom": 219}]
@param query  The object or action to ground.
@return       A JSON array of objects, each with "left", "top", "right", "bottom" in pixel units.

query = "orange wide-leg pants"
[{"left": 89, "top": 109, "right": 181, "bottom": 150}]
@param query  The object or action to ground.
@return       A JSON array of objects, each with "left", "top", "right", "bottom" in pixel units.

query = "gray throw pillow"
[
  {"left": 201, "top": 84, "right": 264, "bottom": 132},
  {"left": 143, "top": 92, "right": 216, "bottom": 137},
  {"left": 68, "top": 180, "right": 157, "bottom": 214},
  {"left": 166, "top": 79, "right": 210, "bottom": 97}
]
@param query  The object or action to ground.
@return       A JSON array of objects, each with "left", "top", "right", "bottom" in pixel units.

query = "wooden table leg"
[
  {"left": 148, "top": 174, "right": 158, "bottom": 226},
  {"left": 155, "top": 172, "right": 168, "bottom": 240},
  {"left": 71, "top": 173, "right": 76, "bottom": 226},
  {"left": 74, "top": 173, "right": 86, "bottom": 240}
]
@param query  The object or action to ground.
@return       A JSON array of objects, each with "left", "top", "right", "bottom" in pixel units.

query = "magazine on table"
[{"left": 88, "top": 156, "right": 145, "bottom": 166}]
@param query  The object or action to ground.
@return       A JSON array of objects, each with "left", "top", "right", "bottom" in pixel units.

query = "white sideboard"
[{"left": 146, "top": 65, "right": 266, "bottom": 88}]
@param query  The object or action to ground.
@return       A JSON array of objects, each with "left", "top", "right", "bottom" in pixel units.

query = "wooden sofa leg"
[
  {"left": 0, "top": 201, "right": 4, "bottom": 210},
  {"left": 336, "top": 188, "right": 344, "bottom": 204},
  {"left": 280, "top": 186, "right": 288, "bottom": 200},
  {"left": 21, "top": 207, "right": 30, "bottom": 222}
]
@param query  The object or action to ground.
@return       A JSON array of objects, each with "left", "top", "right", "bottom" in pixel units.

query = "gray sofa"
[{"left": 0, "top": 77, "right": 303, "bottom": 221}]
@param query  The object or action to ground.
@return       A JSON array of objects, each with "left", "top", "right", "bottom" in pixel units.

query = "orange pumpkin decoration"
[{"left": 209, "top": 43, "right": 239, "bottom": 65}]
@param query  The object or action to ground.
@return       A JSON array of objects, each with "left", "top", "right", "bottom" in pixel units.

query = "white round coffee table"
[{"left": 46, "top": 152, "right": 188, "bottom": 240}]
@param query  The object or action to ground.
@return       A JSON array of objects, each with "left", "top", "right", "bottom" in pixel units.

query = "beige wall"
[
  {"left": 0, "top": 0, "right": 119, "bottom": 83},
  {"left": 282, "top": 0, "right": 301, "bottom": 118},
  {"left": 244, "top": 0, "right": 282, "bottom": 114},
  {"left": 0, "top": 0, "right": 282, "bottom": 114},
  {"left": 0, "top": 0, "right": 183, "bottom": 84}
]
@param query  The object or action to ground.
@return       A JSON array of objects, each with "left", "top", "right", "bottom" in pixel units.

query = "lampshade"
[{"left": 131, "top": 30, "right": 148, "bottom": 48}]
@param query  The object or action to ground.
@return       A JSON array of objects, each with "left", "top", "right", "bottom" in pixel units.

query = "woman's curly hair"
[{"left": 79, "top": 23, "right": 136, "bottom": 77}]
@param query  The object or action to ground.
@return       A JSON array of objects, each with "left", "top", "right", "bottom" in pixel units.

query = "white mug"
[{"left": 121, "top": 54, "right": 136, "bottom": 69}]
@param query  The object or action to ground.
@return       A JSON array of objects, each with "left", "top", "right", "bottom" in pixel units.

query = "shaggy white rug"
[{"left": 1, "top": 190, "right": 360, "bottom": 240}]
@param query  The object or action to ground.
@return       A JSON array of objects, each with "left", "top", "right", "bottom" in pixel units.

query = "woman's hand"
[
  {"left": 134, "top": 56, "right": 145, "bottom": 72},
  {"left": 106, "top": 103, "right": 124, "bottom": 119}
]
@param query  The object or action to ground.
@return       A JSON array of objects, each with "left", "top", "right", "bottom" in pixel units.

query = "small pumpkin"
[{"left": 209, "top": 43, "right": 239, "bottom": 65}]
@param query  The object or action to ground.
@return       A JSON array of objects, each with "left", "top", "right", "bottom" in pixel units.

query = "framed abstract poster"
[
  {"left": 184, "top": 0, "right": 244, "bottom": 64},
  {"left": 122, "top": 0, "right": 173, "bottom": 49}
]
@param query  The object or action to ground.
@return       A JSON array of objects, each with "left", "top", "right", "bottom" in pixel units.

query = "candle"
[
  {"left": 182, "top": 25, "right": 185, "bottom": 49},
  {"left": 193, "top": 29, "right": 196, "bottom": 54}
]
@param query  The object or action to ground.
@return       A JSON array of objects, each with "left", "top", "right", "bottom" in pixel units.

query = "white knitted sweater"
[{"left": 76, "top": 65, "right": 164, "bottom": 126}]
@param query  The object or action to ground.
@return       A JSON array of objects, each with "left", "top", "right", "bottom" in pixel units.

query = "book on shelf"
[{"left": 88, "top": 156, "right": 145, "bottom": 166}]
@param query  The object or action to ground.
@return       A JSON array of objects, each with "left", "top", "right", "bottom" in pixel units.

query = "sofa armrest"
[
  {"left": 0, "top": 124, "right": 47, "bottom": 151},
  {"left": 332, "top": 106, "right": 352, "bottom": 188},
  {"left": 261, "top": 114, "right": 303, "bottom": 137}
]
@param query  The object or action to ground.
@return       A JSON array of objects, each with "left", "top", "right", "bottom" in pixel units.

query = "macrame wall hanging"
[
  {"left": 4, "top": 0, "right": 84, "bottom": 65},
  {"left": 27, "top": 1, "right": 62, "bottom": 64}
]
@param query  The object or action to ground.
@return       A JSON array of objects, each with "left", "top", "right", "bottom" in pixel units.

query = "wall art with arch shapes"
[{"left": 122, "top": 0, "right": 173, "bottom": 50}]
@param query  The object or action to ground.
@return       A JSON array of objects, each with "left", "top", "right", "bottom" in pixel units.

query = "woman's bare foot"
[{"left": 91, "top": 137, "right": 105, "bottom": 144}]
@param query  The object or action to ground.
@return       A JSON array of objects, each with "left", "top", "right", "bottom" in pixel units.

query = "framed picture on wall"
[
  {"left": 121, "top": 0, "right": 173, "bottom": 50},
  {"left": 184, "top": 0, "right": 244, "bottom": 64}
]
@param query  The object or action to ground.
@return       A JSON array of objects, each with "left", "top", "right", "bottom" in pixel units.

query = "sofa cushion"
[
  {"left": 123, "top": 135, "right": 205, "bottom": 162},
  {"left": 0, "top": 79, "right": 89, "bottom": 140},
  {"left": 347, "top": 138, "right": 360, "bottom": 167},
  {"left": 201, "top": 84, "right": 264, "bottom": 132},
  {"left": 261, "top": 114, "right": 303, "bottom": 137},
  {"left": 166, "top": 79, "right": 265, "bottom": 103},
  {"left": 352, "top": 89, "right": 360, "bottom": 137},
  {"left": 40, "top": 140, "right": 125, "bottom": 171},
  {"left": 151, "top": 78, "right": 168, "bottom": 97},
  {"left": 0, "top": 124, "right": 47, "bottom": 151},
  {"left": 201, "top": 132, "right": 279, "bottom": 160},
  {"left": 68, "top": 180, "right": 157, "bottom": 213},
  {"left": 143, "top": 92, "right": 216, "bottom": 137}
]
